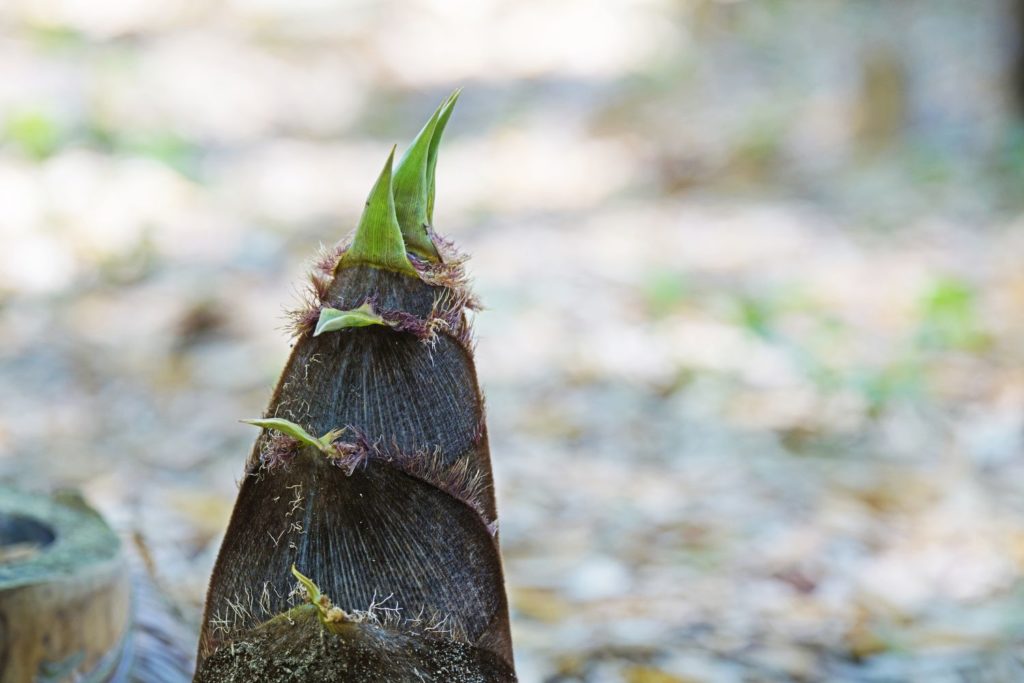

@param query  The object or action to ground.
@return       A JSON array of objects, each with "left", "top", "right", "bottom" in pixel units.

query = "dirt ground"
[{"left": 2, "top": 1, "right": 1024, "bottom": 680}]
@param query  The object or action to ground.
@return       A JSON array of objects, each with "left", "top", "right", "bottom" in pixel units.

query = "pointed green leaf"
[
  {"left": 291, "top": 564, "right": 348, "bottom": 627},
  {"left": 338, "top": 147, "right": 417, "bottom": 276},
  {"left": 393, "top": 103, "right": 442, "bottom": 260},
  {"left": 291, "top": 564, "right": 323, "bottom": 607},
  {"left": 241, "top": 417, "right": 321, "bottom": 451},
  {"left": 312, "top": 303, "right": 386, "bottom": 337},
  {"left": 426, "top": 89, "right": 461, "bottom": 224},
  {"left": 242, "top": 418, "right": 349, "bottom": 458}
]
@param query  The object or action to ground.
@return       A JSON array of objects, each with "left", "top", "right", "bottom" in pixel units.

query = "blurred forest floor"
[{"left": 2, "top": 0, "right": 1024, "bottom": 681}]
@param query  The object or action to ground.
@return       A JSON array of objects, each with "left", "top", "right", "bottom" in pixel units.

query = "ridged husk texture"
[{"left": 196, "top": 129, "right": 514, "bottom": 681}]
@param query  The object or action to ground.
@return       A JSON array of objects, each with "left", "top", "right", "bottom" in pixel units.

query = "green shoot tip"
[
  {"left": 338, "top": 146, "right": 417, "bottom": 276},
  {"left": 427, "top": 89, "right": 461, "bottom": 224}
]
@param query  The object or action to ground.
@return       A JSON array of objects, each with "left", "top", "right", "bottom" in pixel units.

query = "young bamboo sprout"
[{"left": 195, "top": 94, "right": 516, "bottom": 682}]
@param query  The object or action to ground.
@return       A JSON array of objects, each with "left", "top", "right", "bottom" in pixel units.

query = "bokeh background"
[{"left": 2, "top": 0, "right": 1024, "bottom": 680}]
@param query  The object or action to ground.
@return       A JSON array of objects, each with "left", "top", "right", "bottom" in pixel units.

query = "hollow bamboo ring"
[{"left": 0, "top": 488, "right": 131, "bottom": 682}]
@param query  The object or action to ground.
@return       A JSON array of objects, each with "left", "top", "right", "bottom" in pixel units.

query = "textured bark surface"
[
  {"left": 196, "top": 605, "right": 516, "bottom": 683},
  {"left": 198, "top": 251, "right": 514, "bottom": 678},
  {"left": 201, "top": 455, "right": 509, "bottom": 660},
  {"left": 271, "top": 324, "right": 487, "bottom": 486}
]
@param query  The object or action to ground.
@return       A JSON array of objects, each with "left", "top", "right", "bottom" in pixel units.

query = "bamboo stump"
[{"left": 0, "top": 488, "right": 131, "bottom": 682}]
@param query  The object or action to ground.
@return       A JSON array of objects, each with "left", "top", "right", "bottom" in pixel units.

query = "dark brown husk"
[{"left": 197, "top": 245, "right": 514, "bottom": 679}]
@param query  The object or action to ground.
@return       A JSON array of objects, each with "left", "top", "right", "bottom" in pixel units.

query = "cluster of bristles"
[
  {"left": 287, "top": 233, "right": 479, "bottom": 350},
  {"left": 289, "top": 569, "right": 464, "bottom": 641}
]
